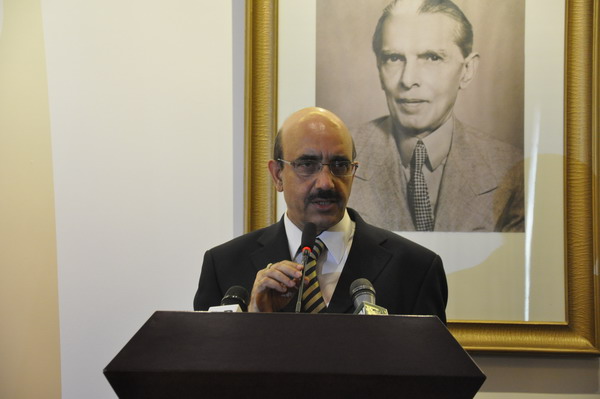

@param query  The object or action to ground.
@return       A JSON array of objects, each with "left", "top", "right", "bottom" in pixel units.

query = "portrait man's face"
[
  {"left": 269, "top": 113, "right": 355, "bottom": 233},
  {"left": 377, "top": 10, "right": 478, "bottom": 136}
]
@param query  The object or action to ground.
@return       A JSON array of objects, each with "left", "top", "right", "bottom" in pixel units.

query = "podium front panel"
[{"left": 104, "top": 311, "right": 485, "bottom": 398}]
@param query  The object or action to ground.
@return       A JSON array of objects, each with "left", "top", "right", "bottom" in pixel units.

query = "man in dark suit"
[{"left": 194, "top": 107, "right": 447, "bottom": 321}]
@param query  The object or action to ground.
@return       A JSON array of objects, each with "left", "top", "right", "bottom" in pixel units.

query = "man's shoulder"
[
  {"left": 351, "top": 115, "right": 397, "bottom": 159},
  {"left": 351, "top": 115, "right": 392, "bottom": 136},
  {"left": 453, "top": 119, "right": 523, "bottom": 166},
  {"left": 350, "top": 209, "right": 438, "bottom": 258},
  {"left": 455, "top": 120, "right": 522, "bottom": 153},
  {"left": 373, "top": 224, "right": 438, "bottom": 257}
]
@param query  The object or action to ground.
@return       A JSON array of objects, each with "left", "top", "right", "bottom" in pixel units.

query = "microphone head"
[
  {"left": 221, "top": 285, "right": 249, "bottom": 312},
  {"left": 300, "top": 222, "right": 317, "bottom": 252},
  {"left": 350, "top": 278, "right": 376, "bottom": 308}
]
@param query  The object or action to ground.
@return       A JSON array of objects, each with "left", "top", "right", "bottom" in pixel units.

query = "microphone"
[
  {"left": 208, "top": 285, "right": 249, "bottom": 313},
  {"left": 295, "top": 222, "right": 317, "bottom": 313},
  {"left": 349, "top": 278, "right": 388, "bottom": 315}
]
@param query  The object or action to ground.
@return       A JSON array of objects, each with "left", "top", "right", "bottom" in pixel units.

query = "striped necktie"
[
  {"left": 301, "top": 238, "right": 326, "bottom": 313},
  {"left": 407, "top": 140, "right": 434, "bottom": 231}
]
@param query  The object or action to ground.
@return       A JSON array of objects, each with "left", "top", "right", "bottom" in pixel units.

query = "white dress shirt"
[{"left": 283, "top": 210, "right": 355, "bottom": 305}]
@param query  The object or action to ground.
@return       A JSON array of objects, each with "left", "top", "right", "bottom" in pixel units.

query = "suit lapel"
[
  {"left": 326, "top": 210, "right": 393, "bottom": 313},
  {"left": 249, "top": 218, "right": 291, "bottom": 273}
]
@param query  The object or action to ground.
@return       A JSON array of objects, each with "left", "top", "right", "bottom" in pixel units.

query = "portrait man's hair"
[{"left": 372, "top": 0, "right": 474, "bottom": 59}]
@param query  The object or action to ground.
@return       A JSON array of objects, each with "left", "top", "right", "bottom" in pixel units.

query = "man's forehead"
[
  {"left": 283, "top": 127, "right": 350, "bottom": 147},
  {"left": 282, "top": 126, "right": 351, "bottom": 157}
]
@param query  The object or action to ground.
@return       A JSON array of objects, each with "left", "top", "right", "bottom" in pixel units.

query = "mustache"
[{"left": 307, "top": 189, "right": 341, "bottom": 203}]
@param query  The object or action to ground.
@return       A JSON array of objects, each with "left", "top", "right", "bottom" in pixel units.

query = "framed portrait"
[{"left": 244, "top": 0, "right": 599, "bottom": 353}]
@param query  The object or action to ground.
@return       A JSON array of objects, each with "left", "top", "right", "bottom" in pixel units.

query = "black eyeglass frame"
[{"left": 277, "top": 158, "right": 359, "bottom": 177}]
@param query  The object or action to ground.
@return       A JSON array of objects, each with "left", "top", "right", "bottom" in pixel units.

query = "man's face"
[
  {"left": 378, "top": 11, "right": 475, "bottom": 136},
  {"left": 269, "top": 114, "right": 355, "bottom": 233}
]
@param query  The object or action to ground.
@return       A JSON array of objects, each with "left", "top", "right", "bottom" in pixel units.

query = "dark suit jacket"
[{"left": 193, "top": 209, "right": 448, "bottom": 323}]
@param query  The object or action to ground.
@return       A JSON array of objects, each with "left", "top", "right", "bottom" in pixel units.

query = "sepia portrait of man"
[{"left": 316, "top": 0, "right": 525, "bottom": 232}]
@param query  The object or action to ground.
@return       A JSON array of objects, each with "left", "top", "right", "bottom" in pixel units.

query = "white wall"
[{"left": 41, "top": 1, "right": 243, "bottom": 397}]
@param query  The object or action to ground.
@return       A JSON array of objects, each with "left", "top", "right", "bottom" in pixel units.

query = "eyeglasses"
[{"left": 277, "top": 158, "right": 358, "bottom": 177}]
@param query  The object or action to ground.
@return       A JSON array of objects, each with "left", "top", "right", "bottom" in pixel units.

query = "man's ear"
[
  {"left": 268, "top": 159, "right": 284, "bottom": 192},
  {"left": 459, "top": 52, "right": 479, "bottom": 90}
]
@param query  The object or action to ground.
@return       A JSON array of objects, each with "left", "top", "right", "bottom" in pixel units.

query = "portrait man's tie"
[
  {"left": 301, "top": 238, "right": 327, "bottom": 313},
  {"left": 407, "top": 140, "right": 434, "bottom": 231}
]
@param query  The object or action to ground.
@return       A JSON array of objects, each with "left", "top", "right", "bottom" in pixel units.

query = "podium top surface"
[{"left": 106, "top": 311, "right": 482, "bottom": 378}]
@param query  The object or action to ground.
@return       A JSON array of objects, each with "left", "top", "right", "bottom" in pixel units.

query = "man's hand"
[{"left": 249, "top": 261, "right": 306, "bottom": 312}]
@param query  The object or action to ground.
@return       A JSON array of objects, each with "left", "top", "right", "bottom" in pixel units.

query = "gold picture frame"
[{"left": 244, "top": 0, "right": 599, "bottom": 353}]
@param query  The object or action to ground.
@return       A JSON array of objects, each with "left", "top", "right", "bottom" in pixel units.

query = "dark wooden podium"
[{"left": 104, "top": 311, "right": 485, "bottom": 398}]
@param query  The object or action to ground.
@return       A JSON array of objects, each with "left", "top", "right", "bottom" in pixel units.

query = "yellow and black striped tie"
[{"left": 302, "top": 238, "right": 326, "bottom": 313}]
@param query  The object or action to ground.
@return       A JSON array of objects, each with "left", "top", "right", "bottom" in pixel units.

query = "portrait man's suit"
[
  {"left": 193, "top": 209, "right": 448, "bottom": 322},
  {"left": 348, "top": 116, "right": 525, "bottom": 232}
]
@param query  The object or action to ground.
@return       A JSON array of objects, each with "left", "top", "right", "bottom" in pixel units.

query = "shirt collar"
[
  {"left": 284, "top": 210, "right": 353, "bottom": 263},
  {"left": 396, "top": 116, "right": 454, "bottom": 171}
]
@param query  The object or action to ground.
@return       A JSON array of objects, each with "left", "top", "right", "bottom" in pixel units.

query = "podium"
[{"left": 104, "top": 311, "right": 485, "bottom": 398}]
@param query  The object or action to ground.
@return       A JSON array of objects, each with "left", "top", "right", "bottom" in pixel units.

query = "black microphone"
[
  {"left": 295, "top": 222, "right": 317, "bottom": 313},
  {"left": 349, "top": 278, "right": 388, "bottom": 315},
  {"left": 221, "top": 285, "right": 249, "bottom": 311},
  {"left": 208, "top": 286, "right": 249, "bottom": 312}
]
